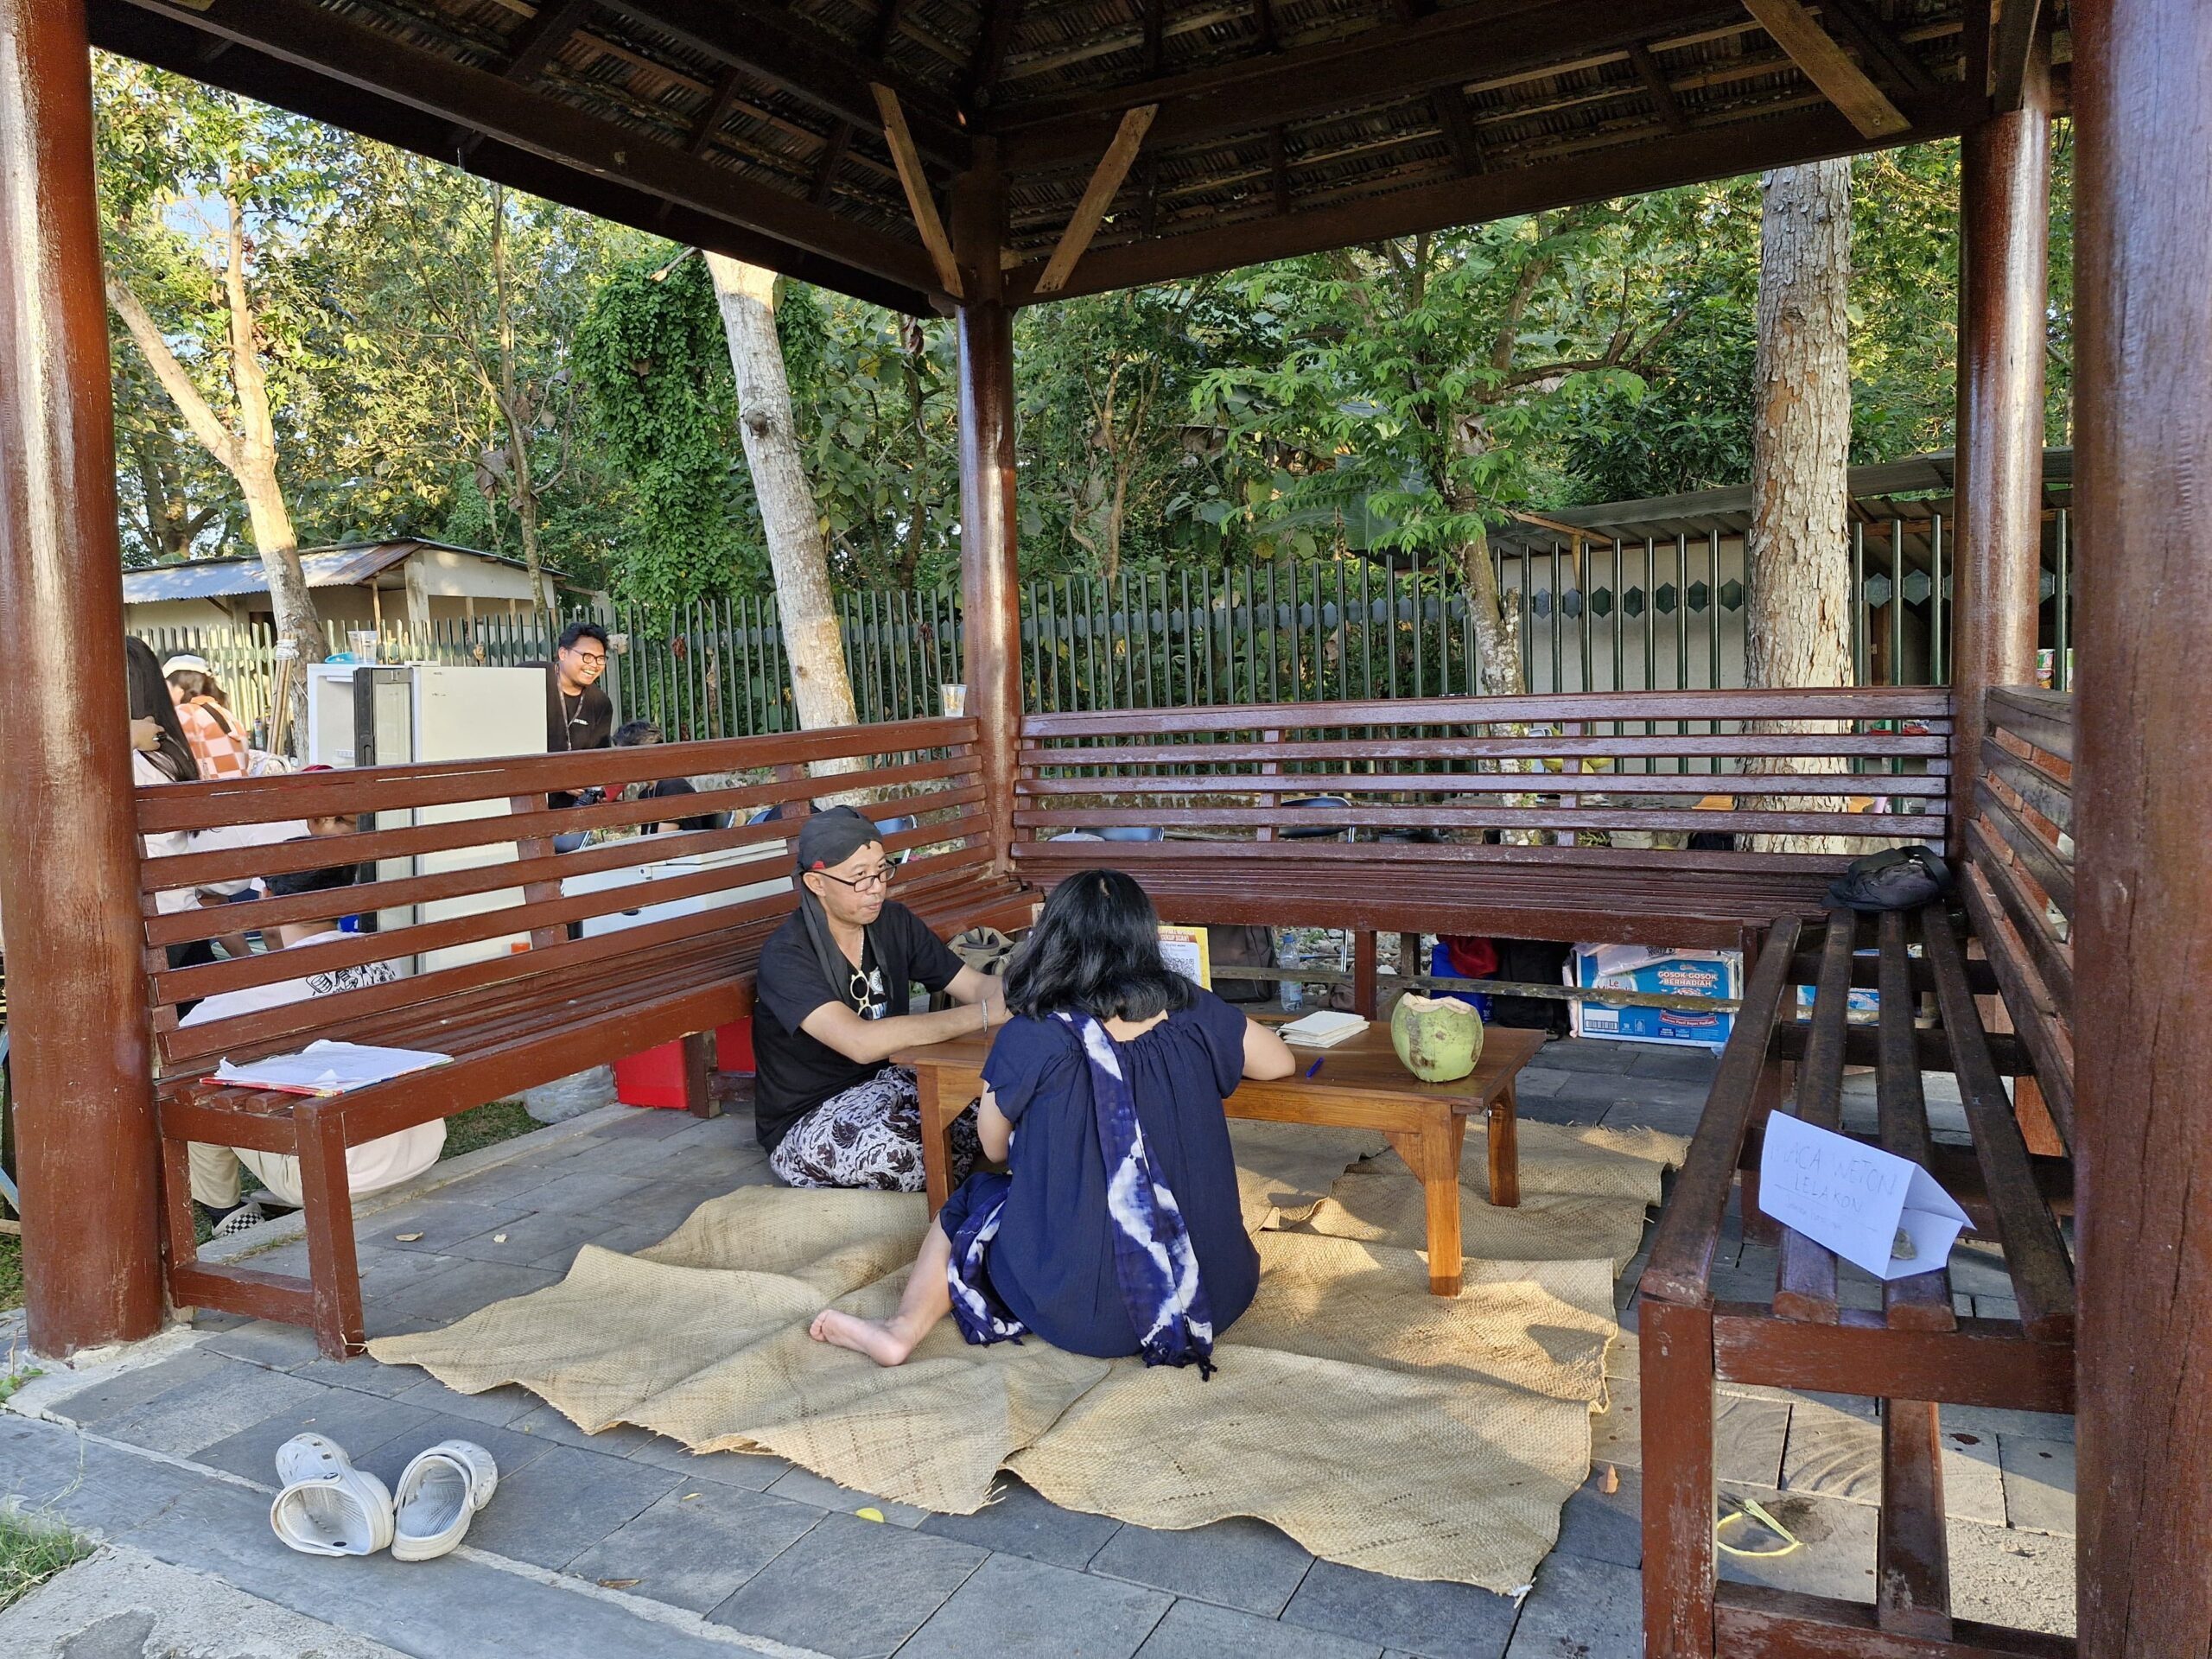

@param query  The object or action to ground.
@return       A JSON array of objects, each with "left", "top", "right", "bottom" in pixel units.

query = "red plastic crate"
[{"left": 613, "top": 1018, "right": 754, "bottom": 1109}]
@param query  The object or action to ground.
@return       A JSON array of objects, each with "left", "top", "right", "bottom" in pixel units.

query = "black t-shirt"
[
  {"left": 752, "top": 900, "right": 965, "bottom": 1152},
  {"left": 525, "top": 661, "right": 612, "bottom": 810},
  {"left": 639, "top": 777, "right": 717, "bottom": 834}
]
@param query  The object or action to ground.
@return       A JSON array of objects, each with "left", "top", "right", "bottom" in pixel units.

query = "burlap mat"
[{"left": 370, "top": 1119, "right": 1683, "bottom": 1590}]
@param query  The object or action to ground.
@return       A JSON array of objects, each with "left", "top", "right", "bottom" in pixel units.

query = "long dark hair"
[
  {"left": 127, "top": 637, "right": 197, "bottom": 781},
  {"left": 1004, "top": 869, "right": 1197, "bottom": 1023}
]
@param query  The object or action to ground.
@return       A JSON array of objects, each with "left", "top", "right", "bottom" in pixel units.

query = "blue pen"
[{"left": 1303, "top": 1057, "right": 1325, "bottom": 1079}]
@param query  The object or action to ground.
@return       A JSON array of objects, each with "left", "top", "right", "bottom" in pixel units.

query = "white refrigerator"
[{"left": 307, "top": 663, "right": 548, "bottom": 975}]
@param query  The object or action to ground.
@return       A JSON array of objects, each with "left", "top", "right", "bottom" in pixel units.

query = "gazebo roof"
[{"left": 91, "top": 0, "right": 2059, "bottom": 315}]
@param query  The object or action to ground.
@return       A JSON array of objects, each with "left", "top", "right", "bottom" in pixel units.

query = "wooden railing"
[
  {"left": 1018, "top": 688, "right": 1954, "bottom": 850},
  {"left": 1961, "top": 686, "right": 2075, "bottom": 1142},
  {"left": 137, "top": 717, "right": 994, "bottom": 1070}
]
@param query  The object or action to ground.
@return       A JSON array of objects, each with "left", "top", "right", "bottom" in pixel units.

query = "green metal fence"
[{"left": 128, "top": 505, "right": 2076, "bottom": 746}]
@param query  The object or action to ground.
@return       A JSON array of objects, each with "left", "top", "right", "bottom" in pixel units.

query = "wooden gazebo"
[{"left": 1, "top": 0, "right": 2203, "bottom": 1652}]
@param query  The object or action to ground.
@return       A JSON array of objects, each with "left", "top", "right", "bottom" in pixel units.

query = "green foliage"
[
  {"left": 1195, "top": 204, "right": 1694, "bottom": 563},
  {"left": 1017, "top": 282, "right": 1273, "bottom": 575},
  {"left": 92, "top": 55, "right": 2069, "bottom": 601},
  {"left": 784, "top": 291, "right": 963, "bottom": 589},
  {"left": 575, "top": 251, "right": 763, "bottom": 606}
]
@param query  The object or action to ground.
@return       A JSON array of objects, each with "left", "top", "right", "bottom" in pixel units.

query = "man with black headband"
[{"left": 753, "top": 806, "right": 1001, "bottom": 1188}]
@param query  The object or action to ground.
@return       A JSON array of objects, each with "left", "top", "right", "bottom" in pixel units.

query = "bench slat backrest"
[
  {"left": 1016, "top": 687, "right": 1954, "bottom": 851},
  {"left": 137, "top": 715, "right": 993, "bottom": 1073},
  {"left": 1960, "top": 687, "right": 2075, "bottom": 1143}
]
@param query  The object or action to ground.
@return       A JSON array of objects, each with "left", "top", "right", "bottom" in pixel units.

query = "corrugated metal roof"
[
  {"left": 1493, "top": 449, "right": 2074, "bottom": 554},
  {"left": 120, "top": 541, "right": 568, "bottom": 605}
]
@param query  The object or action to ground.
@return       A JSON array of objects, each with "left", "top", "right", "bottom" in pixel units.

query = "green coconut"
[{"left": 1390, "top": 993, "right": 1484, "bottom": 1083}]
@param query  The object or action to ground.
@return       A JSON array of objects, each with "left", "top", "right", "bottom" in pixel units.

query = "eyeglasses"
[
  {"left": 567, "top": 652, "right": 607, "bottom": 670},
  {"left": 815, "top": 864, "right": 895, "bottom": 893}
]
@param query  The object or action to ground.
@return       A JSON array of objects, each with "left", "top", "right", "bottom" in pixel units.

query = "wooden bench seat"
[
  {"left": 137, "top": 717, "right": 1028, "bottom": 1358},
  {"left": 1639, "top": 893, "right": 2075, "bottom": 1658},
  {"left": 1016, "top": 838, "right": 1855, "bottom": 950}
]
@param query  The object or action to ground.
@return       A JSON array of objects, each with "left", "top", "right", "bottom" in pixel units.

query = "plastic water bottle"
[{"left": 1279, "top": 937, "right": 1304, "bottom": 1014}]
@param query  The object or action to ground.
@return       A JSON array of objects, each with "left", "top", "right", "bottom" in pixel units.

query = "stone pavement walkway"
[{"left": 0, "top": 1039, "right": 2076, "bottom": 1658}]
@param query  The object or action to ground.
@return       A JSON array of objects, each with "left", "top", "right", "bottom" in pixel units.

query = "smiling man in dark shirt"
[{"left": 753, "top": 806, "right": 1001, "bottom": 1189}]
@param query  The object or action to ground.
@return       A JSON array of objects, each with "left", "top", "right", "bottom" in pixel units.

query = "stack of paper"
[
  {"left": 1279, "top": 1010, "right": 1369, "bottom": 1048},
  {"left": 210, "top": 1040, "right": 452, "bottom": 1098}
]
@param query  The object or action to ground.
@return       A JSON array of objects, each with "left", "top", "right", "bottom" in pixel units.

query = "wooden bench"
[
  {"left": 1637, "top": 690, "right": 2077, "bottom": 1659},
  {"left": 1014, "top": 689, "right": 1949, "bottom": 1019},
  {"left": 138, "top": 716, "right": 1031, "bottom": 1359}
]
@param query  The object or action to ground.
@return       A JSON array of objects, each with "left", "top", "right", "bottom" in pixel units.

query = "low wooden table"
[{"left": 893, "top": 1021, "right": 1545, "bottom": 1297}]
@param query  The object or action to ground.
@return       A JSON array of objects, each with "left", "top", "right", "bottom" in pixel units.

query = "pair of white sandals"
[{"left": 270, "top": 1433, "right": 498, "bottom": 1562}]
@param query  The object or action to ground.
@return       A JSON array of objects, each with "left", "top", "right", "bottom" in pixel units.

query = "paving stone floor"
[{"left": 1, "top": 1039, "right": 2075, "bottom": 1659}]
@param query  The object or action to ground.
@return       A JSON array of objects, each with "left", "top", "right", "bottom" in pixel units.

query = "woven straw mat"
[{"left": 368, "top": 1117, "right": 1684, "bottom": 1590}]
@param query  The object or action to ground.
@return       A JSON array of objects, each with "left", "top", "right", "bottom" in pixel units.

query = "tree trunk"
[
  {"left": 491, "top": 188, "right": 555, "bottom": 617},
  {"left": 1450, "top": 518, "right": 1525, "bottom": 697},
  {"left": 107, "top": 192, "right": 321, "bottom": 749},
  {"left": 704, "top": 254, "right": 863, "bottom": 776},
  {"left": 1745, "top": 160, "right": 1856, "bottom": 852},
  {"left": 219, "top": 195, "right": 320, "bottom": 748}
]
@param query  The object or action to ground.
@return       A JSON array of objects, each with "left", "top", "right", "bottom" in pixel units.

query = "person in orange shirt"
[{"left": 162, "top": 652, "right": 253, "bottom": 780}]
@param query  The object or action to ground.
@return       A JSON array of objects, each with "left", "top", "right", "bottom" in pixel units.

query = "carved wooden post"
[
  {"left": 0, "top": 0, "right": 165, "bottom": 1353},
  {"left": 952, "top": 141, "right": 1020, "bottom": 876},
  {"left": 2072, "top": 1, "right": 2212, "bottom": 1649},
  {"left": 1951, "top": 42, "right": 2051, "bottom": 836}
]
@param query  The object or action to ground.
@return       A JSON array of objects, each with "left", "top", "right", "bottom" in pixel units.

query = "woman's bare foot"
[{"left": 809, "top": 1307, "right": 918, "bottom": 1367}]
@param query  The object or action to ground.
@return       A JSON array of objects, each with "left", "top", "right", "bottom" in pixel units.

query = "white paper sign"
[{"left": 1758, "top": 1113, "right": 1970, "bottom": 1281}]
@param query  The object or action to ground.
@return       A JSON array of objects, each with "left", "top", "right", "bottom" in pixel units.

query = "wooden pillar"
[
  {"left": 0, "top": 0, "right": 165, "bottom": 1354},
  {"left": 1950, "top": 45, "right": 2050, "bottom": 837},
  {"left": 952, "top": 141, "right": 1020, "bottom": 874},
  {"left": 2071, "top": 1, "right": 2212, "bottom": 1650}
]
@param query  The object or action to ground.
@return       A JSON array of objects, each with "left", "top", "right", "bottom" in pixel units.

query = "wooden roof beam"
[
  {"left": 88, "top": 0, "right": 931, "bottom": 312},
  {"left": 1818, "top": 0, "right": 1941, "bottom": 100},
  {"left": 872, "top": 83, "right": 964, "bottom": 297},
  {"left": 1005, "top": 98, "right": 1964, "bottom": 302},
  {"left": 595, "top": 0, "right": 969, "bottom": 165},
  {"left": 1628, "top": 42, "right": 1691, "bottom": 133},
  {"left": 1035, "top": 103, "right": 1156, "bottom": 294},
  {"left": 989, "top": 0, "right": 1746, "bottom": 170},
  {"left": 502, "top": 0, "right": 597, "bottom": 82},
  {"left": 684, "top": 66, "right": 747, "bottom": 156},
  {"left": 968, "top": 0, "right": 1025, "bottom": 103},
  {"left": 1988, "top": 0, "right": 2044, "bottom": 112},
  {"left": 101, "top": 0, "right": 941, "bottom": 301},
  {"left": 1740, "top": 0, "right": 1911, "bottom": 138}
]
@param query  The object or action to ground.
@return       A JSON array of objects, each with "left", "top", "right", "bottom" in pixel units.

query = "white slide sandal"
[
  {"left": 270, "top": 1468, "right": 397, "bottom": 1557},
  {"left": 390, "top": 1440, "right": 499, "bottom": 1563},
  {"left": 274, "top": 1433, "right": 352, "bottom": 1487}
]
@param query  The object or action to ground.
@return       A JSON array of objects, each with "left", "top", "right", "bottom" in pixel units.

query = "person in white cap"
[{"left": 162, "top": 652, "right": 252, "bottom": 780}]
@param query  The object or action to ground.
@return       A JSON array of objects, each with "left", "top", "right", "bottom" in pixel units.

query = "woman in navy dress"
[{"left": 810, "top": 870, "right": 1295, "bottom": 1368}]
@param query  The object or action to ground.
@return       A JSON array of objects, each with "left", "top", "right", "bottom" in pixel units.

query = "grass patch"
[
  {"left": 0, "top": 1231, "right": 18, "bottom": 1318},
  {"left": 441, "top": 1099, "right": 540, "bottom": 1161},
  {"left": 0, "top": 1510, "right": 89, "bottom": 1612}
]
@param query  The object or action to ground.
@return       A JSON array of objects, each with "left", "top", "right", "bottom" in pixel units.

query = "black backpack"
[{"left": 1824, "top": 845, "right": 1954, "bottom": 912}]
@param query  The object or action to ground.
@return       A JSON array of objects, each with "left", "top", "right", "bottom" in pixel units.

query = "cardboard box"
[{"left": 1568, "top": 944, "right": 1741, "bottom": 1051}]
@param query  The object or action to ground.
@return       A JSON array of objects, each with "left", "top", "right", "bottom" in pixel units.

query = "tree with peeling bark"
[
  {"left": 97, "top": 62, "right": 331, "bottom": 744},
  {"left": 704, "top": 253, "right": 864, "bottom": 763},
  {"left": 1744, "top": 160, "right": 1857, "bottom": 851}
]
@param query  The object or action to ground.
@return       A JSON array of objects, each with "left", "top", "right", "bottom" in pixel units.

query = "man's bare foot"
[{"left": 810, "top": 1307, "right": 917, "bottom": 1367}]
